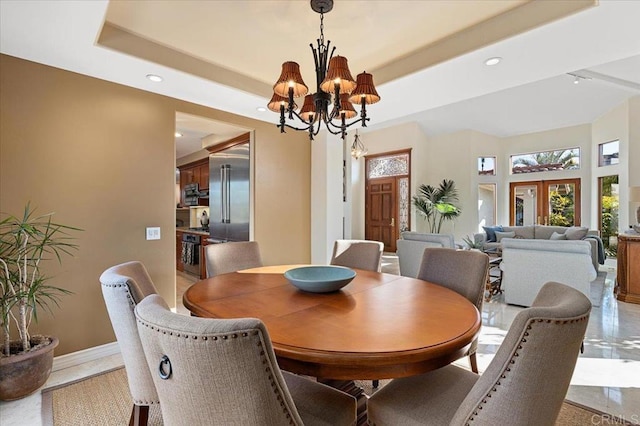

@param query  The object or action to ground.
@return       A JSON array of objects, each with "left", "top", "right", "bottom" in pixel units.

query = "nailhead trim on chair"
[
  {"left": 102, "top": 282, "right": 160, "bottom": 406},
  {"left": 101, "top": 282, "right": 135, "bottom": 306},
  {"left": 135, "top": 318, "right": 297, "bottom": 425},
  {"left": 465, "top": 313, "right": 589, "bottom": 425}
]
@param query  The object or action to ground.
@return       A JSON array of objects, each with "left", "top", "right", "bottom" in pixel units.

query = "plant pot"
[{"left": 0, "top": 336, "right": 59, "bottom": 401}]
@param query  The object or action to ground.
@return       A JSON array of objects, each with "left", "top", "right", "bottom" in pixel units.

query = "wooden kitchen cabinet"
[
  {"left": 616, "top": 233, "right": 640, "bottom": 304},
  {"left": 178, "top": 158, "right": 209, "bottom": 206},
  {"left": 199, "top": 235, "right": 210, "bottom": 279},
  {"left": 176, "top": 230, "right": 184, "bottom": 272},
  {"left": 198, "top": 163, "right": 209, "bottom": 190}
]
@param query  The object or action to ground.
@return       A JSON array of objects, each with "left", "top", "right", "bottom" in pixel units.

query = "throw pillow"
[
  {"left": 495, "top": 231, "right": 516, "bottom": 242},
  {"left": 550, "top": 231, "right": 567, "bottom": 240},
  {"left": 482, "top": 225, "right": 503, "bottom": 242},
  {"left": 565, "top": 226, "right": 589, "bottom": 240}
]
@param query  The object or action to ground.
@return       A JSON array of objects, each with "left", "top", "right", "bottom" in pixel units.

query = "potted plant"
[
  {"left": 413, "top": 179, "right": 462, "bottom": 233},
  {"left": 0, "top": 203, "right": 80, "bottom": 400},
  {"left": 462, "top": 235, "right": 484, "bottom": 251}
]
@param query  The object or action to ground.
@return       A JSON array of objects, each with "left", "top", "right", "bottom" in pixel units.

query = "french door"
[{"left": 509, "top": 178, "right": 581, "bottom": 226}]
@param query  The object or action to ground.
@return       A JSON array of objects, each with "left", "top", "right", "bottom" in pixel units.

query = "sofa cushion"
[
  {"left": 495, "top": 231, "right": 516, "bottom": 242},
  {"left": 503, "top": 225, "right": 534, "bottom": 239},
  {"left": 550, "top": 231, "right": 567, "bottom": 240},
  {"left": 534, "top": 225, "right": 569, "bottom": 240},
  {"left": 482, "top": 225, "right": 503, "bottom": 242},
  {"left": 565, "top": 226, "right": 589, "bottom": 240}
]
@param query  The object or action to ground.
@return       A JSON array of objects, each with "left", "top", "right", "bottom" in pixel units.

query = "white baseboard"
[{"left": 52, "top": 342, "right": 121, "bottom": 372}]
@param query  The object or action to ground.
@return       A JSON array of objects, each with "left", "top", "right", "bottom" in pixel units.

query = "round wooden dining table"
[{"left": 183, "top": 265, "right": 481, "bottom": 381}]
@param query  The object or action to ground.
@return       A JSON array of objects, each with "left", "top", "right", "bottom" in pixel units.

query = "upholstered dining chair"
[
  {"left": 367, "top": 282, "right": 591, "bottom": 426},
  {"left": 417, "top": 247, "right": 489, "bottom": 373},
  {"left": 99, "top": 261, "right": 160, "bottom": 426},
  {"left": 135, "top": 294, "right": 357, "bottom": 426},
  {"left": 330, "top": 239, "right": 384, "bottom": 272},
  {"left": 204, "top": 241, "right": 263, "bottom": 278}
]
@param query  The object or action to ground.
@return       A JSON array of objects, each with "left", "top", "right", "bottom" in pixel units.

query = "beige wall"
[
  {"left": 592, "top": 101, "right": 629, "bottom": 230},
  {"left": 0, "top": 54, "right": 310, "bottom": 355},
  {"left": 629, "top": 97, "right": 640, "bottom": 225}
]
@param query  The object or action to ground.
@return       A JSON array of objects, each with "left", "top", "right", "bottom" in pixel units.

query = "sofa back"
[
  {"left": 534, "top": 225, "right": 573, "bottom": 240},
  {"left": 502, "top": 238, "right": 592, "bottom": 255},
  {"left": 400, "top": 232, "right": 455, "bottom": 247},
  {"left": 502, "top": 225, "right": 535, "bottom": 239},
  {"left": 500, "top": 238, "right": 597, "bottom": 307}
]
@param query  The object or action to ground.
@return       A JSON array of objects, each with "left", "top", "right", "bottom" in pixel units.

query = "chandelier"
[
  {"left": 351, "top": 129, "right": 368, "bottom": 159},
  {"left": 268, "top": 0, "right": 380, "bottom": 141}
]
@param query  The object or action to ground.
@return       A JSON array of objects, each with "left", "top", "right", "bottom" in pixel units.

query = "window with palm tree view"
[{"left": 511, "top": 148, "right": 580, "bottom": 174}]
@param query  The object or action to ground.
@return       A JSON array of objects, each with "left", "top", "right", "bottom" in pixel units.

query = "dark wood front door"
[{"left": 366, "top": 178, "right": 396, "bottom": 252}]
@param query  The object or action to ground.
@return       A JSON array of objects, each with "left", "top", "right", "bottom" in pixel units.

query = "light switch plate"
[{"left": 146, "top": 227, "right": 161, "bottom": 240}]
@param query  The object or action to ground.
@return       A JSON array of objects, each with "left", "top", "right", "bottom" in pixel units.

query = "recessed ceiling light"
[
  {"left": 146, "top": 74, "right": 163, "bottom": 82},
  {"left": 484, "top": 57, "right": 502, "bottom": 66},
  {"left": 256, "top": 107, "right": 267, "bottom": 112},
  {"left": 175, "top": 132, "right": 183, "bottom": 138}
]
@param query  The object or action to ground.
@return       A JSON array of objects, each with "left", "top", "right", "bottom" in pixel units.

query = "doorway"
[
  {"left": 598, "top": 175, "right": 619, "bottom": 257},
  {"left": 364, "top": 149, "right": 411, "bottom": 252},
  {"left": 509, "top": 178, "right": 581, "bottom": 226},
  {"left": 478, "top": 183, "right": 497, "bottom": 231}
]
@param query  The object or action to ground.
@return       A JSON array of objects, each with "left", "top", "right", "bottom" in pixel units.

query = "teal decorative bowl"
[{"left": 284, "top": 266, "right": 356, "bottom": 293}]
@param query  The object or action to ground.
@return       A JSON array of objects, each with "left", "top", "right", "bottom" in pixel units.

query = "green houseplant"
[
  {"left": 0, "top": 203, "right": 80, "bottom": 400},
  {"left": 462, "top": 234, "right": 484, "bottom": 251},
  {"left": 413, "top": 179, "right": 462, "bottom": 233}
]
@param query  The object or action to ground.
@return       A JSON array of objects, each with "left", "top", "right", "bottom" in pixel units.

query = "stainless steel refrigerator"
[{"left": 209, "top": 142, "right": 250, "bottom": 242}]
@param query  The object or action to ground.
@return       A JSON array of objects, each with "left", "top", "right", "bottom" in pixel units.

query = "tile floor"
[
  {"left": 1, "top": 256, "right": 639, "bottom": 425},
  {"left": 475, "top": 260, "right": 640, "bottom": 423}
]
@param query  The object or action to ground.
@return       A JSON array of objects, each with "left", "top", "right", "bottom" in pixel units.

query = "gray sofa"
[
  {"left": 475, "top": 225, "right": 602, "bottom": 270},
  {"left": 396, "top": 232, "right": 455, "bottom": 278},
  {"left": 499, "top": 238, "right": 597, "bottom": 306}
]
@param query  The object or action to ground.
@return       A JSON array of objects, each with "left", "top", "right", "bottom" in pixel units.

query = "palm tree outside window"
[{"left": 511, "top": 148, "right": 580, "bottom": 174}]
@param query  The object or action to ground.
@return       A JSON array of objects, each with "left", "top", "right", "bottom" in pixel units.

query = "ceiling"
[
  {"left": 175, "top": 113, "right": 249, "bottom": 159},
  {"left": 1, "top": 0, "right": 640, "bottom": 157}
]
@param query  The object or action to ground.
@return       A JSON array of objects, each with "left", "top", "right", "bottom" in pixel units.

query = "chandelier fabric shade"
[
  {"left": 334, "top": 94, "right": 357, "bottom": 120},
  {"left": 299, "top": 95, "right": 316, "bottom": 122},
  {"left": 269, "top": 0, "right": 380, "bottom": 140},
  {"left": 349, "top": 72, "right": 381, "bottom": 105},
  {"left": 273, "top": 61, "right": 309, "bottom": 98},
  {"left": 267, "top": 93, "right": 296, "bottom": 113},
  {"left": 320, "top": 56, "right": 357, "bottom": 94}
]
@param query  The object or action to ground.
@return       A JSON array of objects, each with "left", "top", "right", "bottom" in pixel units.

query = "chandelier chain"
[{"left": 319, "top": 9, "right": 325, "bottom": 47}]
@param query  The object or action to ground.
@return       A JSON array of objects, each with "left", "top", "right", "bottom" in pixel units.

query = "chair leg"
[
  {"left": 129, "top": 404, "right": 149, "bottom": 426},
  {"left": 469, "top": 353, "right": 479, "bottom": 374},
  {"left": 372, "top": 379, "right": 379, "bottom": 389}
]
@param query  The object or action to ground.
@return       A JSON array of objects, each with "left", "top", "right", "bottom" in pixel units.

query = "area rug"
[
  {"left": 42, "top": 367, "right": 628, "bottom": 425},
  {"left": 41, "top": 368, "right": 162, "bottom": 426}
]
